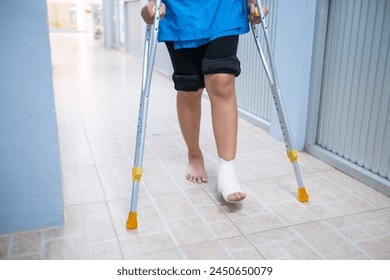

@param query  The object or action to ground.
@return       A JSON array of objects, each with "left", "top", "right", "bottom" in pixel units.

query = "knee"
[
  {"left": 202, "top": 54, "right": 240, "bottom": 98},
  {"left": 205, "top": 73, "right": 235, "bottom": 99}
]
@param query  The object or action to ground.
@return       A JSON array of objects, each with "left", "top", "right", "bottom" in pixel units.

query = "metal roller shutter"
[{"left": 316, "top": 0, "right": 390, "bottom": 182}]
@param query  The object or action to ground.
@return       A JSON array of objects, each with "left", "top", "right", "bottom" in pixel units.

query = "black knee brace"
[
  {"left": 202, "top": 55, "right": 241, "bottom": 77},
  {"left": 172, "top": 74, "right": 205, "bottom": 92}
]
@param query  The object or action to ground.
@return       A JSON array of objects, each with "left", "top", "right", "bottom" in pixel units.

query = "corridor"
[{"left": 1, "top": 33, "right": 389, "bottom": 260}]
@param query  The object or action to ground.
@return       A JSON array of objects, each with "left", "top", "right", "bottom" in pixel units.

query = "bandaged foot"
[{"left": 217, "top": 158, "right": 246, "bottom": 203}]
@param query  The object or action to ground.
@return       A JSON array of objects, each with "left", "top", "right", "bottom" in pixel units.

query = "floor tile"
[
  {"left": 233, "top": 214, "right": 285, "bottom": 234},
  {"left": 268, "top": 201, "right": 318, "bottom": 225},
  {"left": 180, "top": 240, "right": 231, "bottom": 260},
  {"left": 196, "top": 204, "right": 231, "bottom": 224},
  {"left": 0, "top": 236, "right": 9, "bottom": 259},
  {"left": 343, "top": 209, "right": 390, "bottom": 226},
  {"left": 182, "top": 188, "right": 217, "bottom": 207},
  {"left": 91, "top": 240, "right": 123, "bottom": 260},
  {"left": 44, "top": 205, "right": 86, "bottom": 239},
  {"left": 256, "top": 243, "right": 289, "bottom": 259},
  {"left": 120, "top": 232, "right": 176, "bottom": 259},
  {"left": 207, "top": 221, "right": 243, "bottom": 239},
  {"left": 356, "top": 239, "right": 390, "bottom": 259},
  {"left": 230, "top": 247, "right": 265, "bottom": 260},
  {"left": 12, "top": 253, "right": 42, "bottom": 260},
  {"left": 143, "top": 175, "right": 181, "bottom": 194},
  {"left": 86, "top": 219, "right": 117, "bottom": 243},
  {"left": 244, "top": 179, "right": 292, "bottom": 204},
  {"left": 338, "top": 227, "right": 372, "bottom": 242},
  {"left": 11, "top": 231, "right": 42, "bottom": 257},
  {"left": 166, "top": 217, "right": 217, "bottom": 246},
  {"left": 291, "top": 221, "right": 363, "bottom": 259},
  {"left": 247, "top": 228, "right": 298, "bottom": 249},
  {"left": 83, "top": 202, "right": 111, "bottom": 223},
  {"left": 218, "top": 236, "right": 256, "bottom": 254},
  {"left": 305, "top": 203, "right": 340, "bottom": 219},
  {"left": 328, "top": 198, "right": 375, "bottom": 216},
  {"left": 45, "top": 235, "right": 90, "bottom": 260},
  {"left": 132, "top": 248, "right": 185, "bottom": 260},
  {"left": 278, "top": 239, "right": 322, "bottom": 260},
  {"left": 152, "top": 191, "right": 198, "bottom": 221}
]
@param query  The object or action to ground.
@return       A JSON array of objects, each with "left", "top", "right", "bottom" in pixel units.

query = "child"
[{"left": 141, "top": 0, "right": 268, "bottom": 203}]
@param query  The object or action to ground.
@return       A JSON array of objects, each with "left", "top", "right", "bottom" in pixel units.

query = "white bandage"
[{"left": 217, "top": 158, "right": 243, "bottom": 203}]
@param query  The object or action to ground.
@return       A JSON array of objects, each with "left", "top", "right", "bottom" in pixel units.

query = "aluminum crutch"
[
  {"left": 252, "top": 1, "right": 309, "bottom": 202},
  {"left": 126, "top": 0, "right": 163, "bottom": 230}
]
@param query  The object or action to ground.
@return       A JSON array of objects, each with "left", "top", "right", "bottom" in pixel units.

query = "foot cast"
[{"left": 186, "top": 155, "right": 246, "bottom": 203}]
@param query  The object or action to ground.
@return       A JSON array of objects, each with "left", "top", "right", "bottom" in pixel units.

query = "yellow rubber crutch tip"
[
  {"left": 126, "top": 212, "right": 138, "bottom": 229},
  {"left": 298, "top": 187, "right": 309, "bottom": 203}
]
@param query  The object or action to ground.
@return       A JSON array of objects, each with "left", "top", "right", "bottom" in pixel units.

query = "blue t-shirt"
[{"left": 158, "top": 0, "right": 250, "bottom": 49}]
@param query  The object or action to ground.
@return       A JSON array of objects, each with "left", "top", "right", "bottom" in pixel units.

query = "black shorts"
[{"left": 165, "top": 35, "right": 241, "bottom": 92}]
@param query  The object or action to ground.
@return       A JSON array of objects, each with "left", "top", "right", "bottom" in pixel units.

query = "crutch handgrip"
[
  {"left": 248, "top": 4, "right": 260, "bottom": 17},
  {"left": 152, "top": 4, "right": 164, "bottom": 16}
]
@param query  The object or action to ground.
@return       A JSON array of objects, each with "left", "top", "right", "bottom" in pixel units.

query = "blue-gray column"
[
  {"left": 0, "top": 0, "right": 64, "bottom": 234},
  {"left": 270, "top": 0, "right": 318, "bottom": 150}
]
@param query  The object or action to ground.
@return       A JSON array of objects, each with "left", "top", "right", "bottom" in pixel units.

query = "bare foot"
[{"left": 186, "top": 156, "right": 208, "bottom": 184}]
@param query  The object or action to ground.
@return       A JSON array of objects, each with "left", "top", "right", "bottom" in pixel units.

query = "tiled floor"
[{"left": 1, "top": 33, "right": 389, "bottom": 260}]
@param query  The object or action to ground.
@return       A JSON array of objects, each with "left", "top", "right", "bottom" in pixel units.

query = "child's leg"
[
  {"left": 204, "top": 73, "right": 237, "bottom": 161},
  {"left": 202, "top": 35, "right": 246, "bottom": 202},
  {"left": 165, "top": 42, "right": 208, "bottom": 183},
  {"left": 205, "top": 73, "right": 245, "bottom": 202},
  {"left": 176, "top": 89, "right": 208, "bottom": 183}
]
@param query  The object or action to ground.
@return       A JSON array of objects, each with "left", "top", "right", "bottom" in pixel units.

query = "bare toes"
[
  {"left": 227, "top": 192, "right": 246, "bottom": 202},
  {"left": 186, "top": 160, "right": 208, "bottom": 184}
]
